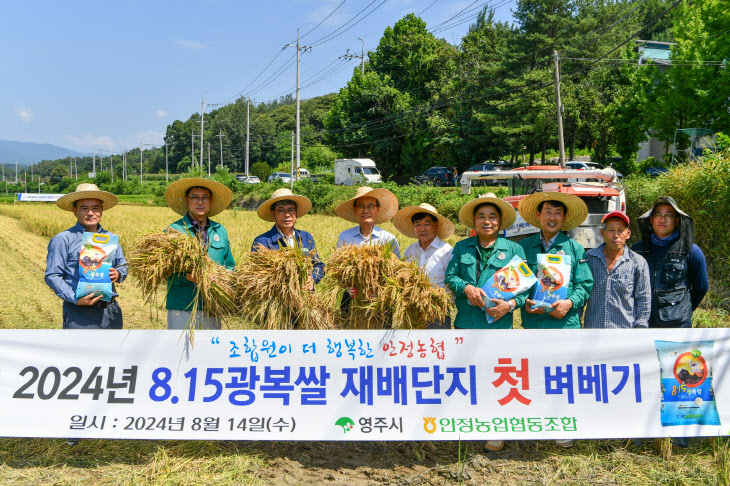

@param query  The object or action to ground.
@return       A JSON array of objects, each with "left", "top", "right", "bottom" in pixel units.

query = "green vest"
[{"left": 165, "top": 214, "right": 235, "bottom": 311}]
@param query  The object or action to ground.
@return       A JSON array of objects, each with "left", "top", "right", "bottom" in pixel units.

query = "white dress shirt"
[
  {"left": 402, "top": 236, "right": 453, "bottom": 289},
  {"left": 337, "top": 225, "right": 401, "bottom": 258}
]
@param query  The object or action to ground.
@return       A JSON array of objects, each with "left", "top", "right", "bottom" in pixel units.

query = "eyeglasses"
[
  {"left": 355, "top": 204, "right": 378, "bottom": 211},
  {"left": 188, "top": 196, "right": 211, "bottom": 203},
  {"left": 274, "top": 208, "right": 297, "bottom": 216},
  {"left": 651, "top": 212, "right": 676, "bottom": 221}
]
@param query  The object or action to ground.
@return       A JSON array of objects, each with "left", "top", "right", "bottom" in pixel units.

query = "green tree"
[{"left": 250, "top": 161, "right": 272, "bottom": 181}]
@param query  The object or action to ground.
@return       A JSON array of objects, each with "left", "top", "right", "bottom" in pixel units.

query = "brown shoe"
[{"left": 484, "top": 440, "right": 504, "bottom": 452}]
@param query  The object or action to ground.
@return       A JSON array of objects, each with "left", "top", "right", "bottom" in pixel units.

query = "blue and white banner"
[
  {"left": 0, "top": 329, "right": 728, "bottom": 440},
  {"left": 16, "top": 193, "right": 63, "bottom": 202}
]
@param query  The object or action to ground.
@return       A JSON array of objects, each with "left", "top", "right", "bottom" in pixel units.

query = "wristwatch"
[{"left": 508, "top": 300, "right": 516, "bottom": 313}]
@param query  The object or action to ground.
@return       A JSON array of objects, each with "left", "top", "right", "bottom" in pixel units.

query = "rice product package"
[
  {"left": 531, "top": 253, "right": 572, "bottom": 311},
  {"left": 481, "top": 255, "right": 538, "bottom": 323},
  {"left": 655, "top": 340, "right": 720, "bottom": 427},
  {"left": 75, "top": 232, "right": 119, "bottom": 302}
]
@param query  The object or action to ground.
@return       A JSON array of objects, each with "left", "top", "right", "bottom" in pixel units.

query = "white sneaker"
[{"left": 555, "top": 439, "right": 574, "bottom": 448}]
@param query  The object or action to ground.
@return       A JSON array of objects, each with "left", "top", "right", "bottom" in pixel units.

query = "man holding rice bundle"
[
  {"left": 252, "top": 188, "right": 324, "bottom": 290},
  {"left": 393, "top": 203, "right": 454, "bottom": 329},
  {"left": 335, "top": 186, "right": 400, "bottom": 313},
  {"left": 163, "top": 178, "right": 235, "bottom": 330},
  {"left": 45, "top": 183, "right": 127, "bottom": 329}
]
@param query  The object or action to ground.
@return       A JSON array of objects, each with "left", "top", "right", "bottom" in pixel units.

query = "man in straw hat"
[
  {"left": 164, "top": 177, "right": 235, "bottom": 330},
  {"left": 335, "top": 186, "right": 400, "bottom": 313},
  {"left": 445, "top": 193, "right": 526, "bottom": 453},
  {"left": 45, "top": 183, "right": 127, "bottom": 329},
  {"left": 518, "top": 192, "right": 593, "bottom": 449},
  {"left": 517, "top": 192, "right": 593, "bottom": 330},
  {"left": 394, "top": 203, "right": 455, "bottom": 329},
  {"left": 252, "top": 188, "right": 324, "bottom": 289}
]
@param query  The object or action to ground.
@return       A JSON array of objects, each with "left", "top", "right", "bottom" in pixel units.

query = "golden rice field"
[{"left": 1, "top": 202, "right": 729, "bottom": 485}]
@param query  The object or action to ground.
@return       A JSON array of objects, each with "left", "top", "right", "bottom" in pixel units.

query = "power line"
[
  {"left": 309, "top": 0, "right": 388, "bottom": 47},
  {"left": 300, "top": 0, "right": 350, "bottom": 40}
]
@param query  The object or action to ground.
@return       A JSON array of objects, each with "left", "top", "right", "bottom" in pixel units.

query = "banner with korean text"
[
  {"left": 1, "top": 329, "right": 729, "bottom": 441},
  {"left": 16, "top": 193, "right": 63, "bottom": 202}
]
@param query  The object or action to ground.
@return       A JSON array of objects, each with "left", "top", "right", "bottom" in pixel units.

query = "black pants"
[{"left": 62, "top": 300, "right": 123, "bottom": 329}]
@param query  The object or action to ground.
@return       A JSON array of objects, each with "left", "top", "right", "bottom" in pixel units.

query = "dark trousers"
[{"left": 62, "top": 300, "right": 123, "bottom": 329}]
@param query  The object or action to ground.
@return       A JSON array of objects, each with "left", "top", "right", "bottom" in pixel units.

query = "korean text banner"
[
  {"left": 1, "top": 329, "right": 729, "bottom": 441},
  {"left": 16, "top": 193, "right": 63, "bottom": 202}
]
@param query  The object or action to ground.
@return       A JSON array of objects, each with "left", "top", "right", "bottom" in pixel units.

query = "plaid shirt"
[{"left": 584, "top": 244, "right": 651, "bottom": 328}]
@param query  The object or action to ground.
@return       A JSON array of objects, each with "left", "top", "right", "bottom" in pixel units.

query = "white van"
[{"left": 334, "top": 158, "right": 382, "bottom": 186}]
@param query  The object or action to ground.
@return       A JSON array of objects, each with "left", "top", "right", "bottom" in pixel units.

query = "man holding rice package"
[
  {"left": 252, "top": 188, "right": 324, "bottom": 290},
  {"left": 164, "top": 178, "right": 235, "bottom": 330},
  {"left": 518, "top": 192, "right": 593, "bottom": 330},
  {"left": 45, "top": 183, "right": 127, "bottom": 329},
  {"left": 393, "top": 203, "right": 455, "bottom": 329}
]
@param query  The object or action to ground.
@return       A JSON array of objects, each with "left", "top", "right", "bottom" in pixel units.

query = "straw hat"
[
  {"left": 459, "top": 193, "right": 516, "bottom": 230},
  {"left": 517, "top": 192, "right": 588, "bottom": 231},
  {"left": 335, "top": 186, "right": 399, "bottom": 224},
  {"left": 56, "top": 183, "right": 118, "bottom": 211},
  {"left": 393, "top": 203, "right": 455, "bottom": 240},
  {"left": 256, "top": 188, "right": 312, "bottom": 222},
  {"left": 165, "top": 178, "right": 233, "bottom": 217}
]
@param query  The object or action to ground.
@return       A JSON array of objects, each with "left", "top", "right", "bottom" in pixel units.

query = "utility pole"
[
  {"left": 93, "top": 146, "right": 96, "bottom": 175},
  {"left": 140, "top": 140, "right": 144, "bottom": 182},
  {"left": 200, "top": 92, "right": 206, "bottom": 172},
  {"left": 216, "top": 129, "right": 224, "bottom": 170},
  {"left": 553, "top": 50, "right": 566, "bottom": 167},
  {"left": 290, "top": 131, "right": 294, "bottom": 190},
  {"left": 110, "top": 155, "right": 114, "bottom": 182},
  {"left": 208, "top": 142, "right": 211, "bottom": 177},
  {"left": 191, "top": 129, "right": 196, "bottom": 168},
  {"left": 245, "top": 97, "right": 250, "bottom": 176},
  {"left": 74, "top": 157, "right": 78, "bottom": 180},
  {"left": 286, "top": 30, "right": 311, "bottom": 181},
  {"left": 15, "top": 160, "right": 18, "bottom": 183},
  {"left": 165, "top": 140, "right": 169, "bottom": 182}
]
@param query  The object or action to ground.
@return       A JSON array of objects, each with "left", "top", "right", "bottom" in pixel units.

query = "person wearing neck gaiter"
[{"left": 631, "top": 196, "right": 708, "bottom": 329}]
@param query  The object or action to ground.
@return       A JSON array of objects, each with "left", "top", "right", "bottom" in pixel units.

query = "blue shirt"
[
  {"left": 336, "top": 225, "right": 401, "bottom": 258},
  {"left": 45, "top": 222, "right": 128, "bottom": 304},
  {"left": 584, "top": 244, "right": 651, "bottom": 328},
  {"left": 251, "top": 225, "right": 325, "bottom": 284}
]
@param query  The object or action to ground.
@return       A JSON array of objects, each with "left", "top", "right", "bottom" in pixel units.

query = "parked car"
[
  {"left": 465, "top": 162, "right": 511, "bottom": 186},
  {"left": 645, "top": 166, "right": 669, "bottom": 177},
  {"left": 565, "top": 161, "right": 623, "bottom": 179},
  {"left": 413, "top": 166, "right": 454, "bottom": 186},
  {"left": 268, "top": 172, "right": 292, "bottom": 184},
  {"left": 235, "top": 175, "right": 261, "bottom": 184}
]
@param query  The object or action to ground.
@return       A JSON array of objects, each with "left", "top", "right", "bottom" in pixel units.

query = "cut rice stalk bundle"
[
  {"left": 377, "top": 258, "right": 454, "bottom": 329},
  {"left": 130, "top": 231, "right": 237, "bottom": 318},
  {"left": 235, "top": 245, "right": 334, "bottom": 330},
  {"left": 325, "top": 244, "right": 400, "bottom": 329}
]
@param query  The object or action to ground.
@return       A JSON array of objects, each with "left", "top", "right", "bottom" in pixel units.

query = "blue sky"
[{"left": 0, "top": 0, "right": 514, "bottom": 156}]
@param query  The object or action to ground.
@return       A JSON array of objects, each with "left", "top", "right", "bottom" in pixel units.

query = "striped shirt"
[{"left": 584, "top": 244, "right": 651, "bottom": 328}]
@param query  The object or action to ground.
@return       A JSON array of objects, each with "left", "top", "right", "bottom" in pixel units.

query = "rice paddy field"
[{"left": 0, "top": 201, "right": 729, "bottom": 485}]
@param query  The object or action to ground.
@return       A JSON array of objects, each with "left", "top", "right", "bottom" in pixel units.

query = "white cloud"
[
  {"left": 16, "top": 105, "right": 33, "bottom": 123},
  {"left": 156, "top": 109, "right": 169, "bottom": 118},
  {"left": 65, "top": 134, "right": 115, "bottom": 151},
  {"left": 174, "top": 39, "right": 208, "bottom": 50}
]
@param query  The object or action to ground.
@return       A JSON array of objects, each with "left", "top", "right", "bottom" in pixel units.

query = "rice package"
[
  {"left": 531, "top": 253, "right": 572, "bottom": 311},
  {"left": 655, "top": 340, "right": 720, "bottom": 427},
  {"left": 481, "top": 255, "right": 538, "bottom": 323},
  {"left": 75, "top": 232, "right": 119, "bottom": 302}
]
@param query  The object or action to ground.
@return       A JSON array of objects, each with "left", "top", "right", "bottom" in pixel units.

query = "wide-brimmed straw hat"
[
  {"left": 165, "top": 178, "right": 233, "bottom": 217},
  {"left": 517, "top": 192, "right": 588, "bottom": 231},
  {"left": 393, "top": 203, "right": 455, "bottom": 240},
  {"left": 459, "top": 193, "right": 516, "bottom": 230},
  {"left": 256, "top": 188, "right": 312, "bottom": 222},
  {"left": 335, "top": 186, "right": 399, "bottom": 224},
  {"left": 56, "top": 183, "right": 118, "bottom": 211}
]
